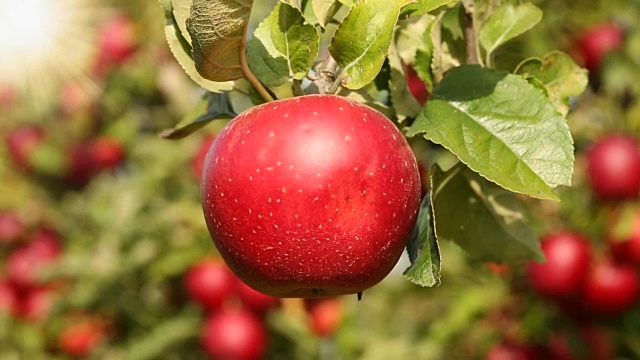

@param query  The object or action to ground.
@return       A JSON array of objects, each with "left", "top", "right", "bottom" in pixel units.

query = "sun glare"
[{"left": 0, "top": 0, "right": 101, "bottom": 107}]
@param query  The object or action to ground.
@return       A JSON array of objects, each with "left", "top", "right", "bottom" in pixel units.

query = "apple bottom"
[{"left": 211, "top": 232, "right": 409, "bottom": 298}]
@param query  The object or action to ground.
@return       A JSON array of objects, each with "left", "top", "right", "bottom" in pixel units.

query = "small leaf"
[
  {"left": 187, "top": 0, "right": 254, "bottom": 81},
  {"left": 407, "top": 65, "right": 574, "bottom": 201},
  {"left": 329, "top": 0, "right": 414, "bottom": 89},
  {"left": 431, "top": 163, "right": 544, "bottom": 263},
  {"left": 479, "top": 3, "right": 542, "bottom": 60},
  {"left": 161, "top": 1, "right": 234, "bottom": 92},
  {"left": 247, "top": 2, "right": 320, "bottom": 87},
  {"left": 404, "top": 192, "right": 441, "bottom": 287},
  {"left": 160, "top": 93, "right": 236, "bottom": 139},
  {"left": 516, "top": 51, "right": 589, "bottom": 116},
  {"left": 312, "top": 0, "right": 341, "bottom": 27},
  {"left": 402, "top": 0, "right": 457, "bottom": 16}
]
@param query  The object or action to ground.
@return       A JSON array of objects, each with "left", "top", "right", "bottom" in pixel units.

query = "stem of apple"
[{"left": 240, "top": 29, "right": 274, "bottom": 102}]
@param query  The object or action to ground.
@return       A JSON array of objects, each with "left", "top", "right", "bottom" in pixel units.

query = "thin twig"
[{"left": 462, "top": 0, "right": 481, "bottom": 66}]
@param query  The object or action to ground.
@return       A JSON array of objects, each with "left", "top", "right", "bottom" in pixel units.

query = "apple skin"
[
  {"left": 192, "top": 135, "right": 217, "bottom": 180},
  {"left": 17, "top": 285, "right": 58, "bottom": 322},
  {"left": 404, "top": 65, "right": 429, "bottom": 106},
  {"left": 184, "top": 258, "right": 237, "bottom": 311},
  {"left": 607, "top": 206, "right": 640, "bottom": 265},
  {"left": 586, "top": 134, "right": 640, "bottom": 200},
  {"left": 200, "top": 308, "right": 267, "bottom": 360},
  {"left": 201, "top": 94, "right": 421, "bottom": 298},
  {"left": 575, "top": 23, "right": 623, "bottom": 73},
  {"left": 549, "top": 324, "right": 614, "bottom": 360},
  {"left": 527, "top": 231, "right": 591, "bottom": 299},
  {"left": 581, "top": 259, "right": 639, "bottom": 315},
  {"left": 485, "top": 342, "right": 543, "bottom": 360},
  {"left": 0, "top": 279, "right": 18, "bottom": 316},
  {"left": 236, "top": 280, "right": 279, "bottom": 315},
  {"left": 304, "top": 297, "right": 343, "bottom": 337},
  {"left": 7, "top": 227, "right": 62, "bottom": 289},
  {"left": 58, "top": 318, "right": 107, "bottom": 357},
  {"left": 88, "top": 137, "right": 126, "bottom": 172},
  {"left": 93, "top": 13, "right": 137, "bottom": 76},
  {"left": 5, "top": 125, "right": 45, "bottom": 170},
  {"left": 0, "top": 211, "right": 25, "bottom": 245}
]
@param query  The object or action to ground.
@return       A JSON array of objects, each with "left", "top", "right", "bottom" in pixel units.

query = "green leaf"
[
  {"left": 247, "top": 2, "right": 320, "bottom": 87},
  {"left": 407, "top": 65, "right": 574, "bottom": 201},
  {"left": 404, "top": 192, "right": 441, "bottom": 287},
  {"left": 388, "top": 41, "right": 422, "bottom": 122},
  {"left": 159, "top": 92, "right": 236, "bottom": 139},
  {"left": 171, "top": 0, "right": 193, "bottom": 44},
  {"left": 402, "top": 0, "right": 457, "bottom": 16},
  {"left": 312, "top": 0, "right": 341, "bottom": 27},
  {"left": 431, "top": 163, "right": 544, "bottom": 264},
  {"left": 516, "top": 51, "right": 589, "bottom": 117},
  {"left": 124, "top": 313, "right": 201, "bottom": 360},
  {"left": 161, "top": 0, "right": 234, "bottom": 92},
  {"left": 187, "top": 0, "right": 253, "bottom": 81},
  {"left": 479, "top": 3, "right": 542, "bottom": 62},
  {"left": 329, "top": 0, "right": 414, "bottom": 89}
]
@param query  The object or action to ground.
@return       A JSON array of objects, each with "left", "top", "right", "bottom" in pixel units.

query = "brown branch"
[{"left": 463, "top": 0, "right": 481, "bottom": 66}]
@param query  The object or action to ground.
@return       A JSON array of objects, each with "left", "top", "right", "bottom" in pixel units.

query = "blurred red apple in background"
[
  {"left": 200, "top": 308, "right": 267, "bottom": 360},
  {"left": 586, "top": 134, "right": 640, "bottom": 200},
  {"left": 574, "top": 23, "right": 624, "bottom": 73},
  {"left": 581, "top": 260, "right": 639, "bottom": 315},
  {"left": 184, "top": 258, "right": 237, "bottom": 311}
]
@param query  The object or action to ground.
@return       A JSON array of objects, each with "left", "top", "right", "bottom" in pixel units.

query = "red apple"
[
  {"left": 574, "top": 23, "right": 624, "bottom": 73},
  {"left": 93, "top": 13, "right": 137, "bottom": 76},
  {"left": 5, "top": 125, "right": 45, "bottom": 170},
  {"left": 0, "top": 279, "right": 18, "bottom": 316},
  {"left": 7, "top": 227, "right": 62, "bottom": 289},
  {"left": 58, "top": 317, "right": 107, "bottom": 357},
  {"left": 236, "top": 280, "right": 279, "bottom": 315},
  {"left": 549, "top": 324, "right": 614, "bottom": 360},
  {"left": 201, "top": 94, "right": 421, "bottom": 297},
  {"left": 0, "top": 211, "right": 25, "bottom": 245},
  {"left": 192, "top": 135, "right": 216, "bottom": 180},
  {"left": 607, "top": 205, "right": 640, "bottom": 265},
  {"left": 64, "top": 144, "right": 96, "bottom": 186},
  {"left": 17, "top": 286, "right": 58, "bottom": 322},
  {"left": 304, "top": 297, "right": 343, "bottom": 337},
  {"left": 201, "top": 308, "right": 267, "bottom": 360},
  {"left": 405, "top": 65, "right": 429, "bottom": 105},
  {"left": 485, "top": 342, "right": 543, "bottom": 360},
  {"left": 184, "top": 258, "right": 237, "bottom": 311},
  {"left": 88, "top": 137, "right": 126, "bottom": 172},
  {"left": 582, "top": 259, "right": 639, "bottom": 315},
  {"left": 527, "top": 231, "right": 591, "bottom": 299},
  {"left": 586, "top": 134, "right": 640, "bottom": 200}
]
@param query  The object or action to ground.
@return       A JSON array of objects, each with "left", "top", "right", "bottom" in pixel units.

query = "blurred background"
[{"left": 0, "top": 0, "right": 639, "bottom": 359}]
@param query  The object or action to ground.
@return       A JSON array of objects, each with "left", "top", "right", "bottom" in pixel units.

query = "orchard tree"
[{"left": 160, "top": 0, "right": 587, "bottom": 296}]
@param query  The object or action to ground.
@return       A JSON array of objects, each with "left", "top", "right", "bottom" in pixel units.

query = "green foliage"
[
  {"left": 187, "top": 0, "right": 254, "bottom": 81},
  {"left": 404, "top": 194, "right": 441, "bottom": 287},
  {"left": 329, "top": 0, "right": 412, "bottom": 90},
  {"left": 430, "top": 163, "right": 544, "bottom": 264},
  {"left": 247, "top": 2, "right": 320, "bottom": 87},
  {"left": 408, "top": 65, "right": 574, "bottom": 201}
]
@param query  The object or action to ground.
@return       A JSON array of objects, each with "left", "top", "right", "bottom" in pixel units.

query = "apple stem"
[
  {"left": 357, "top": 291, "right": 363, "bottom": 301},
  {"left": 306, "top": 55, "right": 341, "bottom": 95},
  {"left": 240, "top": 26, "right": 274, "bottom": 103}
]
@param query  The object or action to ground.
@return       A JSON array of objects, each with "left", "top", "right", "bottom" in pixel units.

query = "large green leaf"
[
  {"left": 516, "top": 51, "right": 589, "bottom": 117},
  {"left": 404, "top": 193, "right": 441, "bottom": 287},
  {"left": 329, "top": 0, "right": 414, "bottom": 89},
  {"left": 431, "top": 163, "right": 544, "bottom": 264},
  {"left": 479, "top": 3, "right": 542, "bottom": 63},
  {"left": 407, "top": 65, "right": 574, "bottom": 200},
  {"left": 247, "top": 2, "right": 320, "bottom": 87},
  {"left": 171, "top": 0, "right": 193, "bottom": 44},
  {"left": 160, "top": 0, "right": 234, "bottom": 92},
  {"left": 187, "top": 0, "right": 253, "bottom": 81}
]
